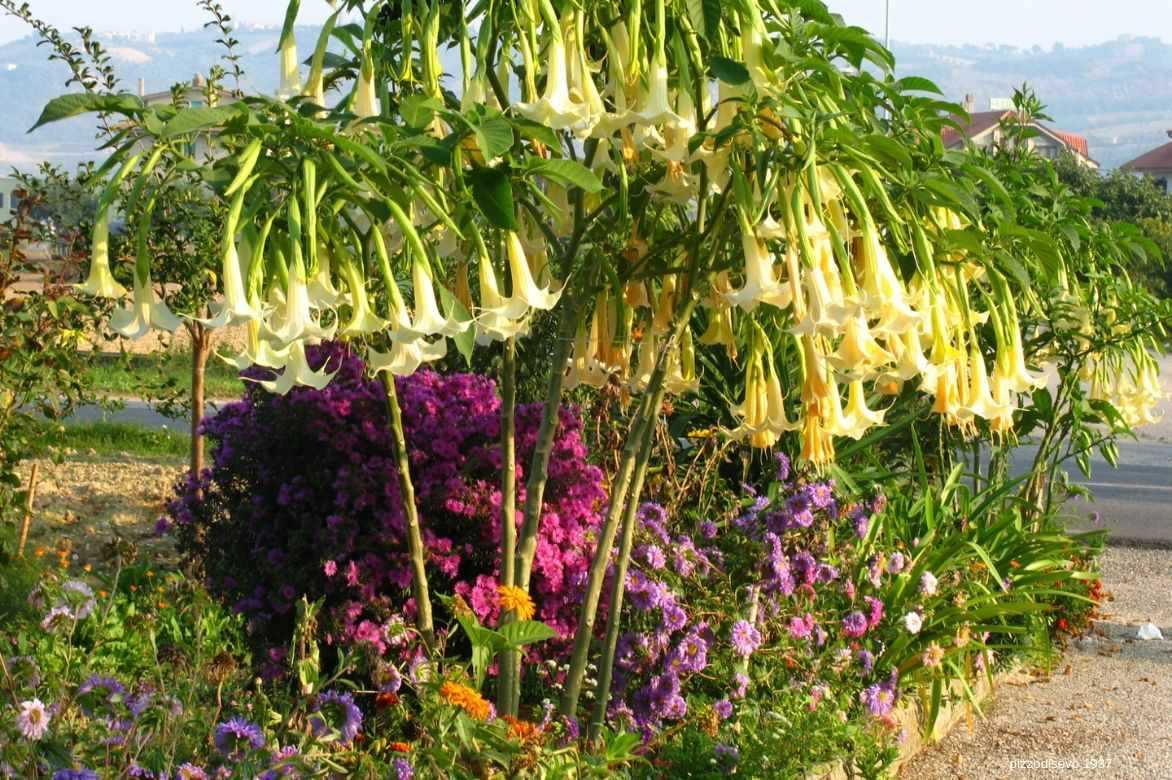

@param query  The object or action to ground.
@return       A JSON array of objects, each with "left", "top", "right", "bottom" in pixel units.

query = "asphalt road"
[{"left": 62, "top": 401, "right": 1172, "bottom": 546}]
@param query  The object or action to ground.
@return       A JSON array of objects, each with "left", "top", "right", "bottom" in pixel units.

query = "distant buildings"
[
  {"left": 1121, "top": 132, "right": 1172, "bottom": 193},
  {"left": 0, "top": 175, "right": 21, "bottom": 223},
  {"left": 944, "top": 95, "right": 1099, "bottom": 169}
]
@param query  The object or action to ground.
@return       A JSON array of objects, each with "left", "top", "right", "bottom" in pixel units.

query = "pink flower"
[{"left": 323, "top": 560, "right": 338, "bottom": 577}]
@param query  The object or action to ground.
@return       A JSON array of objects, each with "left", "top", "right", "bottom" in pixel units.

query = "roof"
[
  {"left": 943, "top": 109, "right": 1092, "bottom": 160},
  {"left": 942, "top": 110, "right": 1008, "bottom": 147},
  {"left": 1122, "top": 140, "right": 1172, "bottom": 173}
]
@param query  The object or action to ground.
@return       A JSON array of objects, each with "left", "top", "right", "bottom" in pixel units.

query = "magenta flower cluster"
[{"left": 168, "top": 342, "right": 605, "bottom": 666}]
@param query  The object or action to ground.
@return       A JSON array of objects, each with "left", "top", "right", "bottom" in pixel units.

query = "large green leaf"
[
  {"left": 28, "top": 93, "right": 145, "bottom": 132},
  {"left": 709, "top": 56, "right": 749, "bottom": 86},
  {"left": 469, "top": 168, "right": 516, "bottom": 229},
  {"left": 527, "top": 159, "right": 603, "bottom": 194},
  {"left": 160, "top": 105, "right": 242, "bottom": 138},
  {"left": 475, "top": 115, "right": 515, "bottom": 160},
  {"left": 498, "top": 620, "right": 557, "bottom": 648}
]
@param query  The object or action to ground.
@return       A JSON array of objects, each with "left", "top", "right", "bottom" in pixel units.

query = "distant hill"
[
  {"left": 2, "top": 27, "right": 1171, "bottom": 171},
  {"left": 890, "top": 36, "right": 1172, "bottom": 170}
]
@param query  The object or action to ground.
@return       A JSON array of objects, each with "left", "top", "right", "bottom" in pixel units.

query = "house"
[
  {"left": 0, "top": 175, "right": 21, "bottom": 223},
  {"left": 1121, "top": 132, "right": 1172, "bottom": 193},
  {"left": 943, "top": 96, "right": 1099, "bottom": 169},
  {"left": 131, "top": 74, "right": 238, "bottom": 161}
]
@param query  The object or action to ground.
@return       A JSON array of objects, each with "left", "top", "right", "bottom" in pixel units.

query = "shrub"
[{"left": 168, "top": 343, "right": 606, "bottom": 668}]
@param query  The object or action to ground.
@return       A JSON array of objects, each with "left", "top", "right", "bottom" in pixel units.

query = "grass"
[
  {"left": 84, "top": 350, "right": 245, "bottom": 400},
  {"left": 27, "top": 419, "right": 189, "bottom": 459}
]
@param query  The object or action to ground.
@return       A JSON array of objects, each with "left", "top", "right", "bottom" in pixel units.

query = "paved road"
[{"left": 62, "top": 400, "right": 1172, "bottom": 545}]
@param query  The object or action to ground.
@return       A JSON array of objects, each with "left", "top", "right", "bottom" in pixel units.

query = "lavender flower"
[
  {"left": 52, "top": 772, "right": 97, "bottom": 780},
  {"left": 858, "top": 649, "right": 875, "bottom": 673},
  {"left": 214, "top": 717, "right": 265, "bottom": 757},
  {"left": 730, "top": 620, "right": 762, "bottom": 657},
  {"left": 76, "top": 675, "right": 126, "bottom": 717},
  {"left": 713, "top": 698, "right": 733, "bottom": 719},
  {"left": 636, "top": 544, "right": 667, "bottom": 570},
  {"left": 920, "top": 571, "right": 938, "bottom": 596},
  {"left": 887, "top": 552, "right": 905, "bottom": 574},
  {"left": 700, "top": 520, "right": 718, "bottom": 539},
  {"left": 16, "top": 698, "right": 50, "bottom": 740},
  {"left": 311, "top": 690, "right": 363, "bottom": 745},
  {"left": 860, "top": 682, "right": 897, "bottom": 717},
  {"left": 865, "top": 595, "right": 885, "bottom": 629},
  {"left": 842, "top": 611, "right": 868, "bottom": 638},
  {"left": 175, "top": 765, "right": 210, "bottom": 780},
  {"left": 392, "top": 758, "right": 414, "bottom": 780},
  {"left": 788, "top": 613, "right": 815, "bottom": 640},
  {"left": 732, "top": 672, "right": 750, "bottom": 700}
]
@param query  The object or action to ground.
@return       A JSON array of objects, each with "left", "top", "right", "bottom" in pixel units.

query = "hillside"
[{"left": 1, "top": 27, "right": 1171, "bottom": 171}]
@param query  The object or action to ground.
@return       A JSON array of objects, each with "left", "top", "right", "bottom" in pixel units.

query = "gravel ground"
[
  {"left": 17, "top": 454, "right": 183, "bottom": 567},
  {"left": 903, "top": 546, "right": 1172, "bottom": 779}
]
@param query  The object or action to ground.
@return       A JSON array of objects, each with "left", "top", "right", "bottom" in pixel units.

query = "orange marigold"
[
  {"left": 503, "top": 715, "right": 542, "bottom": 743},
  {"left": 440, "top": 681, "right": 492, "bottom": 721},
  {"left": 389, "top": 741, "right": 411, "bottom": 753},
  {"left": 497, "top": 585, "right": 536, "bottom": 621}
]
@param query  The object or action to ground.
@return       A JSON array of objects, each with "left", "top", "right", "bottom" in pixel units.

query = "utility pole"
[{"left": 884, "top": 0, "right": 891, "bottom": 49}]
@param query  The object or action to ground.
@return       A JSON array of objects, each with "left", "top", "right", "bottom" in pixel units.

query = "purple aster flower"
[
  {"left": 714, "top": 743, "right": 740, "bottom": 763},
  {"left": 700, "top": 520, "right": 718, "bottom": 539},
  {"left": 76, "top": 675, "right": 126, "bottom": 717},
  {"left": 887, "top": 552, "right": 906, "bottom": 574},
  {"left": 809, "top": 481, "right": 835, "bottom": 509},
  {"left": 636, "top": 544, "right": 667, "bottom": 570},
  {"left": 214, "top": 717, "right": 265, "bottom": 757},
  {"left": 713, "top": 698, "right": 733, "bottom": 719},
  {"left": 52, "top": 772, "right": 97, "bottom": 780},
  {"left": 774, "top": 452, "right": 791, "bottom": 482},
  {"left": 310, "top": 690, "right": 363, "bottom": 745},
  {"left": 791, "top": 551, "right": 818, "bottom": 585},
  {"left": 730, "top": 620, "right": 762, "bottom": 657},
  {"left": 175, "top": 765, "right": 209, "bottom": 780},
  {"left": 860, "top": 682, "right": 897, "bottom": 717},
  {"left": 858, "top": 649, "right": 875, "bottom": 673},
  {"left": 661, "top": 602, "right": 688, "bottom": 633},
  {"left": 851, "top": 509, "right": 870, "bottom": 539},
  {"left": 842, "top": 611, "right": 868, "bottom": 638},
  {"left": 392, "top": 758, "right": 414, "bottom": 780}
]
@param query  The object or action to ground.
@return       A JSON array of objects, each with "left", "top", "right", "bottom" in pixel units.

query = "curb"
[{"left": 805, "top": 662, "right": 1024, "bottom": 779}]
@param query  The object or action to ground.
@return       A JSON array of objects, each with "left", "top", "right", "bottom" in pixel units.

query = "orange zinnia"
[
  {"left": 439, "top": 681, "right": 492, "bottom": 721},
  {"left": 497, "top": 585, "right": 536, "bottom": 621},
  {"left": 389, "top": 741, "right": 411, "bottom": 753},
  {"left": 503, "top": 715, "right": 542, "bottom": 743}
]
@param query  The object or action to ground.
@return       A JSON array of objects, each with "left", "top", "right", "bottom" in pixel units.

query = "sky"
[
  {"left": 0, "top": 0, "right": 1165, "bottom": 49},
  {"left": 825, "top": 0, "right": 1163, "bottom": 49}
]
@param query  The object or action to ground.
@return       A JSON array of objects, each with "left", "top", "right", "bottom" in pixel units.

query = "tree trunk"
[{"left": 188, "top": 322, "right": 211, "bottom": 479}]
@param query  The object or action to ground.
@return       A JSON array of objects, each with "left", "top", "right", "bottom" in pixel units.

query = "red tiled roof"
[
  {"left": 1122, "top": 141, "right": 1172, "bottom": 172},
  {"left": 942, "top": 110, "right": 1091, "bottom": 160}
]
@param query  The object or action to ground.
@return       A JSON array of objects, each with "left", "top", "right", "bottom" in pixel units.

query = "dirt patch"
[{"left": 17, "top": 453, "right": 185, "bottom": 568}]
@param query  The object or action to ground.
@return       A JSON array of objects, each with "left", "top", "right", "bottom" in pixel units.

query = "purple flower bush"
[{"left": 168, "top": 343, "right": 605, "bottom": 665}]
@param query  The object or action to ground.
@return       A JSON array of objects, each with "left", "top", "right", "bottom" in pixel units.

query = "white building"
[
  {"left": 1121, "top": 132, "right": 1172, "bottom": 193},
  {"left": 0, "top": 175, "right": 21, "bottom": 222}
]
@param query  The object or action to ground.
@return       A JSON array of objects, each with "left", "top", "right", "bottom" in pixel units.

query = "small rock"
[{"left": 1136, "top": 623, "right": 1164, "bottom": 641}]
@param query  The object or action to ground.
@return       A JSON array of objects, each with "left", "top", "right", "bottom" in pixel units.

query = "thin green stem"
[
  {"left": 382, "top": 373, "right": 436, "bottom": 654},
  {"left": 496, "top": 337, "right": 519, "bottom": 715},
  {"left": 587, "top": 384, "right": 662, "bottom": 742}
]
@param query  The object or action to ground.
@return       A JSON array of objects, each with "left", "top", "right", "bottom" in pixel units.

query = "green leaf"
[
  {"left": 895, "top": 76, "right": 944, "bottom": 95},
  {"left": 509, "top": 116, "right": 560, "bottom": 148},
  {"left": 160, "top": 105, "right": 241, "bottom": 138},
  {"left": 709, "top": 56, "right": 749, "bottom": 86},
  {"left": 475, "top": 115, "right": 515, "bottom": 160},
  {"left": 498, "top": 619, "right": 557, "bottom": 648},
  {"left": 469, "top": 168, "right": 516, "bottom": 229},
  {"left": 400, "top": 95, "right": 443, "bottom": 129},
  {"left": 527, "top": 158, "right": 603, "bottom": 194},
  {"left": 28, "top": 93, "right": 145, "bottom": 132}
]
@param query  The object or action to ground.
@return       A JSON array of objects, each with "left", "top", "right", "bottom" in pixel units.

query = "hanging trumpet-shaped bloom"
[
  {"left": 277, "top": 34, "right": 303, "bottom": 99},
  {"left": 77, "top": 207, "right": 127, "bottom": 298},
  {"left": 790, "top": 262, "right": 848, "bottom": 338},
  {"left": 264, "top": 254, "right": 336, "bottom": 346},
  {"left": 724, "top": 214, "right": 793, "bottom": 312},
  {"left": 741, "top": 0, "right": 777, "bottom": 97},
  {"left": 514, "top": 31, "right": 591, "bottom": 131},
  {"left": 253, "top": 339, "right": 338, "bottom": 396},
  {"left": 632, "top": 46, "right": 683, "bottom": 129},
  {"left": 367, "top": 337, "right": 448, "bottom": 377},
  {"left": 201, "top": 237, "right": 263, "bottom": 329},
  {"left": 502, "top": 231, "right": 562, "bottom": 311},
  {"left": 474, "top": 255, "right": 529, "bottom": 345},
  {"left": 859, "top": 225, "right": 922, "bottom": 335},
  {"left": 401, "top": 259, "right": 470, "bottom": 339},
  {"left": 828, "top": 313, "right": 894, "bottom": 377},
  {"left": 353, "top": 53, "right": 380, "bottom": 118},
  {"left": 842, "top": 379, "right": 887, "bottom": 438},
  {"left": 339, "top": 259, "right": 388, "bottom": 337},
  {"left": 961, "top": 345, "right": 1010, "bottom": 423},
  {"left": 220, "top": 319, "right": 292, "bottom": 372},
  {"left": 665, "top": 327, "right": 699, "bottom": 396},
  {"left": 109, "top": 271, "right": 182, "bottom": 339},
  {"left": 731, "top": 345, "right": 778, "bottom": 449}
]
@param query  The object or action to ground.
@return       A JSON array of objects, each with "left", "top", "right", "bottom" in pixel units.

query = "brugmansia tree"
[{"left": 34, "top": 0, "right": 1165, "bottom": 739}]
